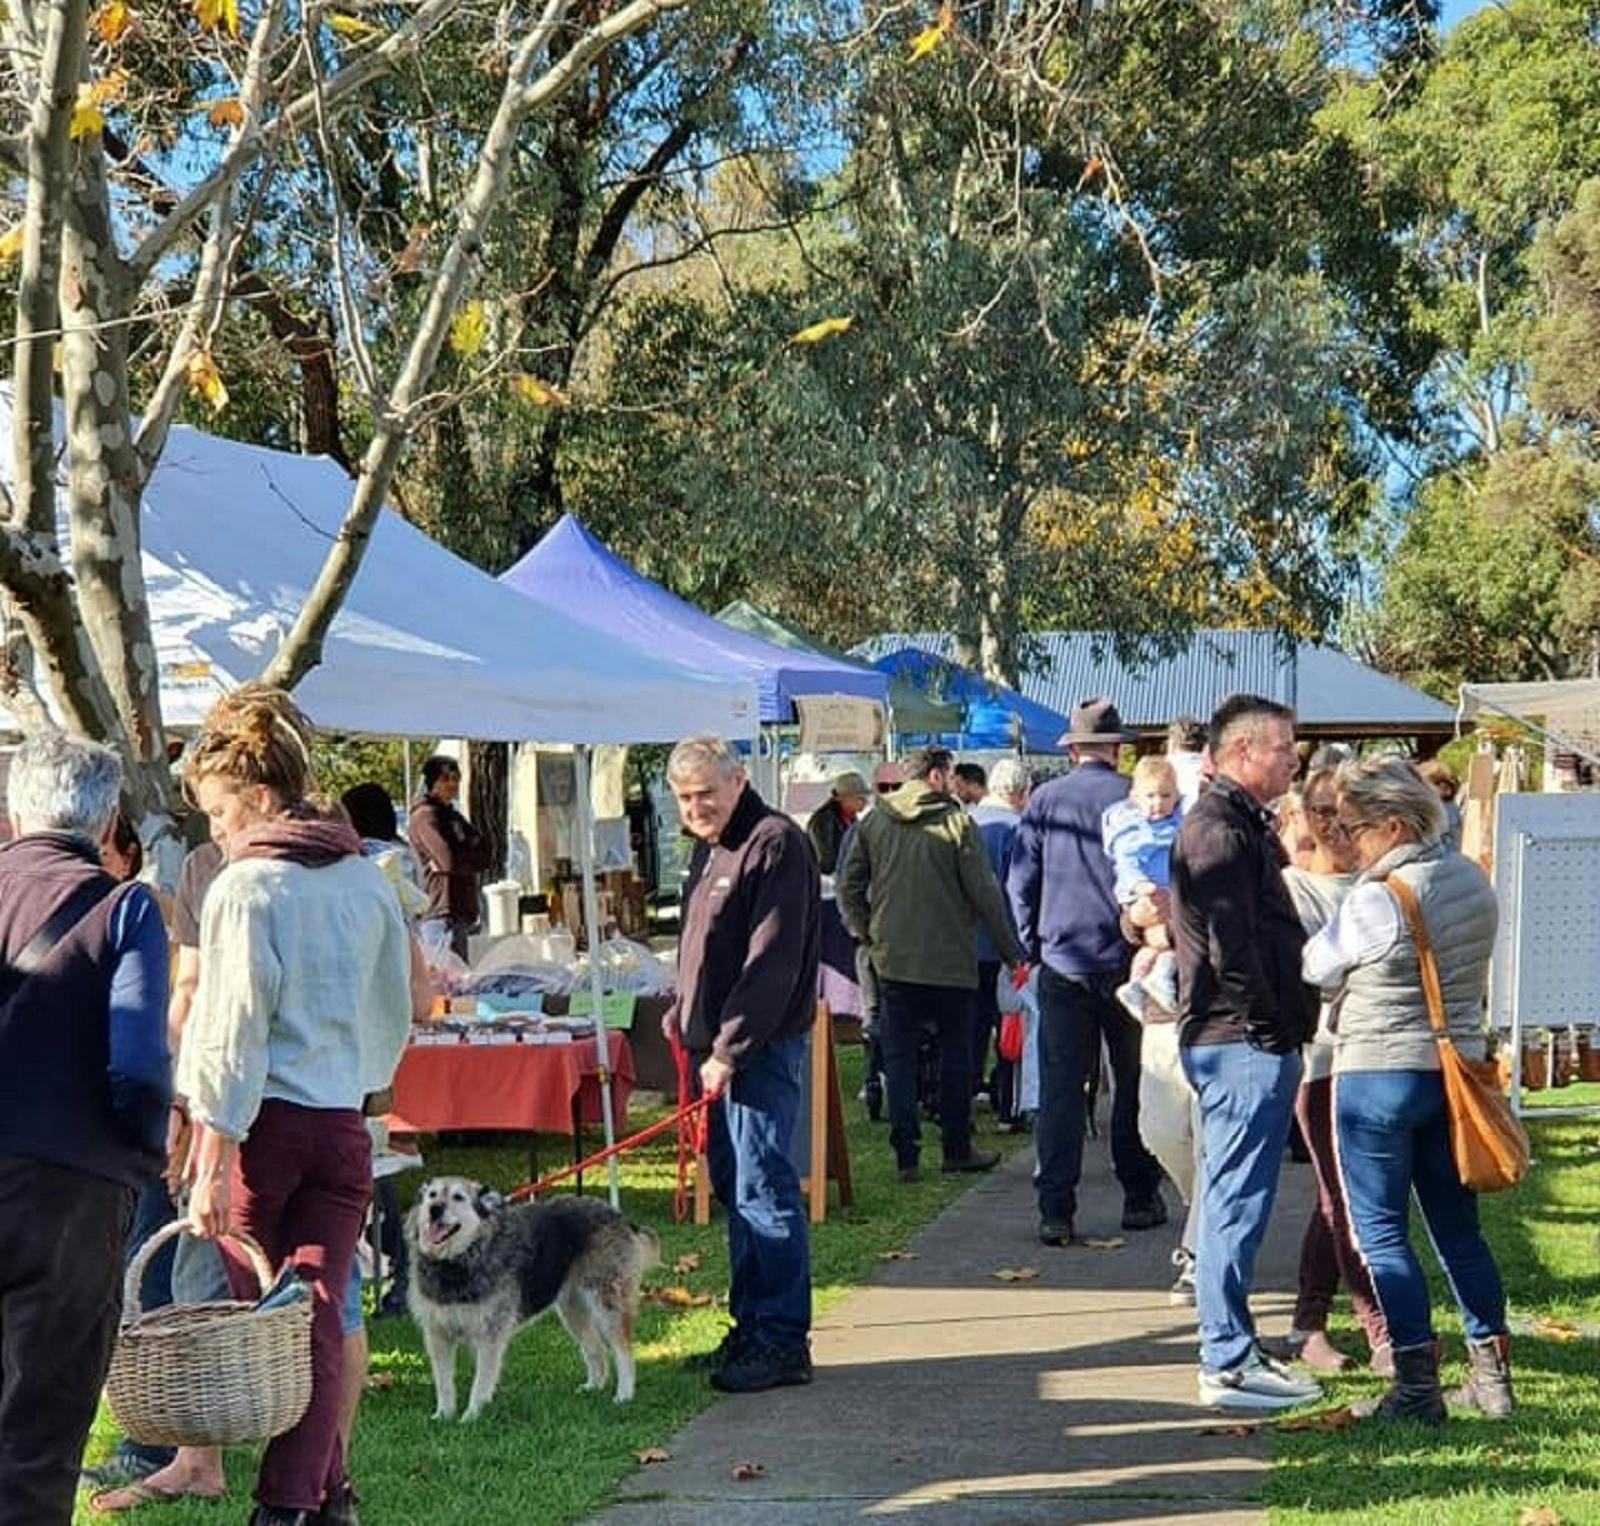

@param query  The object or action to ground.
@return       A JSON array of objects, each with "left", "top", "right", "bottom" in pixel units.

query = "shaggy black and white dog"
[{"left": 406, "top": 1176, "right": 659, "bottom": 1420}]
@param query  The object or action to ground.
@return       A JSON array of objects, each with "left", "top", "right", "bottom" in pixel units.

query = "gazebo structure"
[{"left": 854, "top": 630, "right": 1457, "bottom": 753}]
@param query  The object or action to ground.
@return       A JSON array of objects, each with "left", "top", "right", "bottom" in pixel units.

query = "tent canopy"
[
  {"left": 1, "top": 395, "right": 758, "bottom": 743},
  {"left": 501, "top": 516, "right": 888, "bottom": 725},
  {"left": 715, "top": 599, "right": 961, "bottom": 736},
  {"left": 868, "top": 646, "right": 1071, "bottom": 753},
  {"left": 1460, "top": 680, "right": 1600, "bottom": 761}
]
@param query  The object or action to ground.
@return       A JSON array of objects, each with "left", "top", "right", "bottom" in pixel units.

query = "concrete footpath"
[{"left": 587, "top": 1130, "right": 1318, "bottom": 1526}]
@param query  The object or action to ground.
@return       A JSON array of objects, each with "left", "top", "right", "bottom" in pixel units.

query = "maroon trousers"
[
  {"left": 223, "top": 1102, "right": 370, "bottom": 1513},
  {"left": 1293, "top": 1075, "right": 1388, "bottom": 1351}
]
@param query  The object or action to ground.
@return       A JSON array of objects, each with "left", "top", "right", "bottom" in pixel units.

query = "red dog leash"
[{"left": 505, "top": 1032, "right": 712, "bottom": 1220}]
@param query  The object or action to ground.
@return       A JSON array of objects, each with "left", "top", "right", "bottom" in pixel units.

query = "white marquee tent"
[{"left": 0, "top": 394, "right": 758, "bottom": 743}]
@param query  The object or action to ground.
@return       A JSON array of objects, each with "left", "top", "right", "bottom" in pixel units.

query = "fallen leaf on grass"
[
  {"left": 672, "top": 1252, "right": 703, "bottom": 1274},
  {"left": 992, "top": 1266, "right": 1040, "bottom": 1282},
  {"left": 365, "top": 1371, "right": 395, "bottom": 1391},
  {"left": 730, "top": 1460, "right": 765, "bottom": 1481},
  {"left": 1199, "top": 1423, "right": 1261, "bottom": 1437},
  {"left": 1517, "top": 1508, "right": 1564, "bottom": 1526},
  {"left": 1276, "top": 1406, "right": 1357, "bottom": 1432},
  {"left": 643, "top": 1285, "right": 713, "bottom": 1309},
  {"left": 1530, "top": 1316, "right": 1581, "bottom": 1342},
  {"left": 877, "top": 1249, "right": 917, "bottom": 1261},
  {"left": 1080, "top": 1236, "right": 1127, "bottom": 1251},
  {"left": 634, "top": 1447, "right": 671, "bottom": 1465}
]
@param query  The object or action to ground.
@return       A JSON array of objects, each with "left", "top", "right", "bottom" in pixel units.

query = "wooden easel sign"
[{"left": 692, "top": 999, "right": 853, "bottom": 1225}]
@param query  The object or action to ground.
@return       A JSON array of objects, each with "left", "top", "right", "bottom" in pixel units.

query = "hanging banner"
[{"left": 795, "top": 696, "right": 885, "bottom": 753}]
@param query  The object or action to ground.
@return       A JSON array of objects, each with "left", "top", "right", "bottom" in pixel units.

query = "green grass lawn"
[
  {"left": 76, "top": 1043, "right": 1028, "bottom": 1525},
  {"left": 1269, "top": 1086, "right": 1600, "bottom": 1525}
]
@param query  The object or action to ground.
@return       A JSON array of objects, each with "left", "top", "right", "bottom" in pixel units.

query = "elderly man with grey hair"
[
  {"left": 970, "top": 759, "right": 1030, "bottom": 1123},
  {"left": 665, "top": 733, "right": 820, "bottom": 1393},
  {"left": 0, "top": 732, "right": 171, "bottom": 1523}
]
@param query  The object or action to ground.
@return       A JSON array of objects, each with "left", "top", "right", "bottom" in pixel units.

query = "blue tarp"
[
  {"left": 869, "top": 646, "right": 1071, "bottom": 753},
  {"left": 500, "top": 516, "right": 888, "bottom": 724}
]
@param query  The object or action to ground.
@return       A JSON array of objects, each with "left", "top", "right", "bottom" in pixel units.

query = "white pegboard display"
[{"left": 1491, "top": 794, "right": 1600, "bottom": 1031}]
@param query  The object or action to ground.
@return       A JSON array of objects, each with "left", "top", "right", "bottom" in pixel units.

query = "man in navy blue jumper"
[{"left": 1008, "top": 698, "right": 1165, "bottom": 1245}]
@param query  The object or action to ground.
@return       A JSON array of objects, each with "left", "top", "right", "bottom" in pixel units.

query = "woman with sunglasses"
[
  {"left": 1302, "top": 757, "right": 1509, "bottom": 1425},
  {"left": 1280, "top": 768, "right": 1390, "bottom": 1376}
]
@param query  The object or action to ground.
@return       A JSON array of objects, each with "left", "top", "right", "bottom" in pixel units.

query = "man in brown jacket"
[{"left": 667, "top": 734, "right": 820, "bottom": 1394}]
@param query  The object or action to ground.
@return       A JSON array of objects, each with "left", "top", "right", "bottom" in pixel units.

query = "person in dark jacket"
[
  {"left": 806, "top": 771, "right": 869, "bottom": 875},
  {"left": 408, "top": 754, "right": 492, "bottom": 959},
  {"left": 0, "top": 733, "right": 170, "bottom": 1525},
  {"left": 839, "top": 747, "right": 1025, "bottom": 1181},
  {"left": 667, "top": 734, "right": 820, "bottom": 1394},
  {"left": 1008, "top": 699, "right": 1166, "bottom": 1246},
  {"left": 1171, "top": 693, "right": 1321, "bottom": 1414}
]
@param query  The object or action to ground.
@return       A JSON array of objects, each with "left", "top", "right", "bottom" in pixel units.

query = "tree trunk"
[{"left": 467, "top": 740, "right": 508, "bottom": 881}]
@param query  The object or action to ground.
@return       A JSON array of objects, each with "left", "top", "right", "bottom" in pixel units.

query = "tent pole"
[
  {"left": 403, "top": 739, "right": 414, "bottom": 805},
  {"left": 573, "top": 743, "right": 621, "bottom": 1208}
]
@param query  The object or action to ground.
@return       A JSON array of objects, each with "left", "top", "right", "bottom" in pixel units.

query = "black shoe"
[
  {"left": 373, "top": 1285, "right": 409, "bottom": 1320},
  {"left": 80, "top": 1444, "right": 173, "bottom": 1491},
  {"left": 1121, "top": 1194, "right": 1169, "bottom": 1231},
  {"left": 313, "top": 1484, "right": 360, "bottom": 1526},
  {"left": 710, "top": 1342, "right": 813, "bottom": 1393},
  {"left": 897, "top": 1163, "right": 920, "bottom": 1184},
  {"left": 941, "top": 1150, "right": 1000, "bottom": 1174},
  {"left": 1039, "top": 1219, "right": 1075, "bottom": 1247},
  {"left": 685, "top": 1327, "right": 746, "bottom": 1372}
]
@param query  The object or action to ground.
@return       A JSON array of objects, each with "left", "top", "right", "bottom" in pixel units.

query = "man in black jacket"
[
  {"left": 667, "top": 734, "right": 820, "bottom": 1393},
  {"left": 1172, "top": 694, "right": 1321, "bottom": 1414}
]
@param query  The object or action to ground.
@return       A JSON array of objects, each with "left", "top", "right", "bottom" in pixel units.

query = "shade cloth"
[
  {"left": 0, "top": 390, "right": 758, "bottom": 743},
  {"left": 501, "top": 516, "right": 888, "bottom": 724},
  {"left": 868, "top": 646, "right": 1071, "bottom": 753},
  {"left": 387, "top": 1032, "right": 634, "bottom": 1135}
]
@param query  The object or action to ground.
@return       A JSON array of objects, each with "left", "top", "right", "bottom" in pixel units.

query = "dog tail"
[{"left": 630, "top": 1222, "right": 662, "bottom": 1273}]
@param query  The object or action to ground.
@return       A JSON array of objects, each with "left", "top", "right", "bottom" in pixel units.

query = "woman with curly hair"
[{"left": 177, "top": 687, "right": 411, "bottom": 1526}]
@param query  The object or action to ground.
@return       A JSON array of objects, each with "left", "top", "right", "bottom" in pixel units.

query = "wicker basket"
[{"left": 105, "top": 1221, "right": 314, "bottom": 1447}]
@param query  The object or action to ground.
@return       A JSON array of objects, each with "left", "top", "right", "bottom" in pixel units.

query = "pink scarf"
[{"left": 232, "top": 803, "right": 362, "bottom": 868}]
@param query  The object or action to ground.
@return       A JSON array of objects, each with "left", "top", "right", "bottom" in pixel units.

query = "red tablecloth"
[{"left": 387, "top": 1032, "right": 634, "bottom": 1135}]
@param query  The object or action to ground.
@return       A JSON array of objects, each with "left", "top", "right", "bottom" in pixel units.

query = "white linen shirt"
[
  {"left": 1301, "top": 881, "right": 1402, "bottom": 993},
  {"left": 178, "top": 854, "right": 412, "bottom": 1141}
]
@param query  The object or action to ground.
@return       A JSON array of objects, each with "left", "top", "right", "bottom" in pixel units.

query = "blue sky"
[{"left": 1441, "top": 0, "right": 1491, "bottom": 27}]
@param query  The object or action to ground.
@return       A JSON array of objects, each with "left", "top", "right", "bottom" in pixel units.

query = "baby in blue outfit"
[{"left": 1102, "top": 756, "right": 1183, "bottom": 1017}]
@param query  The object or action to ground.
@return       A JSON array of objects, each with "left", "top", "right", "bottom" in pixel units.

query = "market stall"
[{"left": 865, "top": 645, "right": 1071, "bottom": 753}]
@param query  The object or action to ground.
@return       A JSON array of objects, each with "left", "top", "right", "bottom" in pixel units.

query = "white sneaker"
[{"left": 1198, "top": 1350, "right": 1323, "bottom": 1411}]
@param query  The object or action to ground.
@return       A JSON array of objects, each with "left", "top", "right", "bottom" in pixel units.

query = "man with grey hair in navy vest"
[{"left": 0, "top": 732, "right": 171, "bottom": 1524}]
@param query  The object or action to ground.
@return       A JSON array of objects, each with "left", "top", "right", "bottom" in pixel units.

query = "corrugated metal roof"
[{"left": 851, "top": 630, "right": 1455, "bottom": 731}]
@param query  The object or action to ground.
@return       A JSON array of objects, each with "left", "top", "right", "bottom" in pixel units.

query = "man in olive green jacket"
[{"left": 839, "top": 747, "right": 1026, "bottom": 1180}]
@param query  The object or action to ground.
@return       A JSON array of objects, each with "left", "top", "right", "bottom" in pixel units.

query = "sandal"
[{"left": 88, "top": 1479, "right": 225, "bottom": 1514}]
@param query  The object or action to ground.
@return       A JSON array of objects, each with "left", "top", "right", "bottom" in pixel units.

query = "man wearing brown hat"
[
  {"left": 806, "top": 771, "right": 870, "bottom": 876},
  {"left": 1008, "top": 698, "right": 1166, "bottom": 1245}
]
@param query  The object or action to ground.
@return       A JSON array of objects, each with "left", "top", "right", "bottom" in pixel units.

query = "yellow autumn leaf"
[
  {"left": 207, "top": 97, "right": 244, "bottom": 129},
  {"left": 194, "top": 0, "right": 239, "bottom": 35},
  {"left": 92, "top": 1, "right": 134, "bottom": 43},
  {"left": 327, "top": 11, "right": 381, "bottom": 38},
  {"left": 511, "top": 374, "right": 568, "bottom": 408},
  {"left": 449, "top": 302, "right": 487, "bottom": 358},
  {"left": 185, "top": 349, "right": 229, "bottom": 414},
  {"left": 907, "top": 23, "right": 945, "bottom": 61},
  {"left": 70, "top": 93, "right": 106, "bottom": 140},
  {"left": 0, "top": 224, "right": 23, "bottom": 263},
  {"left": 790, "top": 315, "right": 853, "bottom": 345}
]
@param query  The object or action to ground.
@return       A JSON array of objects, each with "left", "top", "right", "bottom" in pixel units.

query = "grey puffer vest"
[{"left": 1332, "top": 840, "right": 1498, "bottom": 1074}]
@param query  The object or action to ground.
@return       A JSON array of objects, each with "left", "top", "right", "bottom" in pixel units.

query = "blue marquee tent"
[
  {"left": 500, "top": 516, "right": 888, "bottom": 725},
  {"left": 868, "top": 646, "right": 1070, "bottom": 753}
]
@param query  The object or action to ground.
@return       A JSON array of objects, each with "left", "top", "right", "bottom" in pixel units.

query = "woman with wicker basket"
[{"left": 176, "top": 688, "right": 412, "bottom": 1526}]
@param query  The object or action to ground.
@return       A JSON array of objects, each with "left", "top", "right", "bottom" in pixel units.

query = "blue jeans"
[
  {"left": 1036, "top": 968, "right": 1161, "bottom": 1224},
  {"left": 1182, "top": 1040, "right": 1301, "bottom": 1372},
  {"left": 878, "top": 979, "right": 976, "bottom": 1167},
  {"left": 705, "top": 1036, "right": 812, "bottom": 1351},
  {"left": 1334, "top": 1068, "right": 1507, "bottom": 1351}
]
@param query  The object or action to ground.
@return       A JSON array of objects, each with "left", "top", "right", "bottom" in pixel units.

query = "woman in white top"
[{"left": 179, "top": 688, "right": 410, "bottom": 1526}]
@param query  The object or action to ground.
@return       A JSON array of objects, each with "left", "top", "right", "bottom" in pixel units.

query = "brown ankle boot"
[{"left": 1447, "top": 1334, "right": 1514, "bottom": 1418}]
